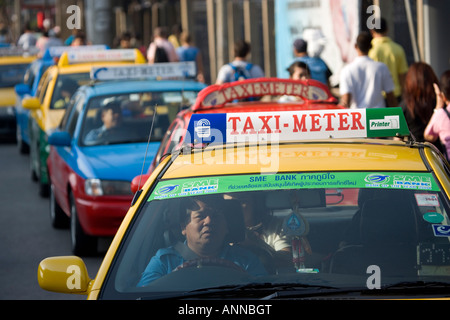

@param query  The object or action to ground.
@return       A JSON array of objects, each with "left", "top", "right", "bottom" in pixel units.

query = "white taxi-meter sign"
[
  {"left": 58, "top": 49, "right": 142, "bottom": 67},
  {"left": 191, "top": 78, "right": 336, "bottom": 111},
  {"left": 186, "top": 107, "right": 410, "bottom": 144},
  {"left": 45, "top": 45, "right": 108, "bottom": 59},
  {"left": 90, "top": 61, "right": 196, "bottom": 81}
]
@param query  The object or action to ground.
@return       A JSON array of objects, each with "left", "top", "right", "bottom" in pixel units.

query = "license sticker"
[
  {"left": 415, "top": 193, "right": 439, "bottom": 207},
  {"left": 423, "top": 212, "right": 444, "bottom": 224},
  {"left": 432, "top": 225, "right": 450, "bottom": 237}
]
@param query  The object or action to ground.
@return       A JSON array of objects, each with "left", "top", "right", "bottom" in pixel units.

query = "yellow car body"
[
  {"left": 38, "top": 81, "right": 450, "bottom": 300},
  {"left": 24, "top": 49, "right": 146, "bottom": 197}
]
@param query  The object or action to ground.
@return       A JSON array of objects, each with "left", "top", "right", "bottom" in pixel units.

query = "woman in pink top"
[{"left": 424, "top": 70, "right": 450, "bottom": 159}]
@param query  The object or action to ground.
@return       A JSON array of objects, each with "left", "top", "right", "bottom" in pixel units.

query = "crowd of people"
[{"left": 9, "top": 18, "right": 450, "bottom": 159}]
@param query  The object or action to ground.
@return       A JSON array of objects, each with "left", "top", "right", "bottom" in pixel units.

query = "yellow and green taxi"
[
  {"left": 23, "top": 48, "right": 146, "bottom": 197},
  {"left": 0, "top": 47, "right": 37, "bottom": 141},
  {"left": 38, "top": 81, "right": 450, "bottom": 301}
]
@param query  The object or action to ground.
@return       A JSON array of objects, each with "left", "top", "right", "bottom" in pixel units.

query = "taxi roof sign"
[
  {"left": 43, "top": 45, "right": 108, "bottom": 60},
  {"left": 90, "top": 61, "right": 196, "bottom": 81},
  {"left": 0, "top": 46, "right": 39, "bottom": 57},
  {"left": 191, "top": 78, "right": 337, "bottom": 111},
  {"left": 186, "top": 107, "right": 410, "bottom": 144},
  {"left": 58, "top": 49, "right": 145, "bottom": 67}
]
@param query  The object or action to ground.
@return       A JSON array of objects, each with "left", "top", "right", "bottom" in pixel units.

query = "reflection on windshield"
[
  {"left": 103, "top": 172, "right": 450, "bottom": 299},
  {"left": 81, "top": 91, "right": 198, "bottom": 146}
]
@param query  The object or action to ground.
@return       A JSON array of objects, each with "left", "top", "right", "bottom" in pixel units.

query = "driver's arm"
[{"left": 137, "top": 247, "right": 183, "bottom": 286}]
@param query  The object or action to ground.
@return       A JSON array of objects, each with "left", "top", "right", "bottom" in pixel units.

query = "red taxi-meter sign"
[
  {"left": 187, "top": 108, "right": 410, "bottom": 144},
  {"left": 191, "top": 78, "right": 337, "bottom": 110}
]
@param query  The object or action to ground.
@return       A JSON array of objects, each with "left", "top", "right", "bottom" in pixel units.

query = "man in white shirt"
[{"left": 339, "top": 32, "right": 397, "bottom": 109}]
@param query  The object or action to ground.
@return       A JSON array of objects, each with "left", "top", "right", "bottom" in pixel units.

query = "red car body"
[{"left": 131, "top": 78, "right": 344, "bottom": 193}]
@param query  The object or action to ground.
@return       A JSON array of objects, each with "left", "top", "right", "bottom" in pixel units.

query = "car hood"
[{"left": 77, "top": 142, "right": 158, "bottom": 181}]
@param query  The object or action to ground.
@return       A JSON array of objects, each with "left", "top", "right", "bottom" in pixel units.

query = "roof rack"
[
  {"left": 57, "top": 48, "right": 146, "bottom": 67},
  {"left": 90, "top": 61, "right": 197, "bottom": 81},
  {"left": 191, "top": 78, "right": 337, "bottom": 111},
  {"left": 185, "top": 107, "right": 410, "bottom": 145}
]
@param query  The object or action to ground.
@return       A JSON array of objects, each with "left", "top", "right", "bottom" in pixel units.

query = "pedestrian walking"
[
  {"left": 369, "top": 17, "right": 409, "bottom": 103},
  {"left": 147, "top": 27, "right": 178, "bottom": 64},
  {"left": 176, "top": 31, "right": 205, "bottom": 83},
  {"left": 339, "top": 32, "right": 396, "bottom": 109},
  {"left": 215, "top": 39, "right": 264, "bottom": 85},
  {"left": 424, "top": 70, "right": 450, "bottom": 159}
]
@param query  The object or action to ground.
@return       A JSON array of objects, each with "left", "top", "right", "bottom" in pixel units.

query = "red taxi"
[{"left": 131, "top": 78, "right": 343, "bottom": 192}]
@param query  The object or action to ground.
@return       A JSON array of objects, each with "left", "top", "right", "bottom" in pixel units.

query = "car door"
[{"left": 49, "top": 91, "right": 86, "bottom": 214}]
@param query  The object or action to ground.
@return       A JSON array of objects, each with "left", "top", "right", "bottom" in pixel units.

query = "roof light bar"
[
  {"left": 186, "top": 107, "right": 410, "bottom": 144},
  {"left": 58, "top": 49, "right": 145, "bottom": 67},
  {"left": 43, "top": 45, "right": 108, "bottom": 60},
  {"left": 191, "top": 78, "right": 337, "bottom": 111},
  {"left": 90, "top": 61, "right": 197, "bottom": 81}
]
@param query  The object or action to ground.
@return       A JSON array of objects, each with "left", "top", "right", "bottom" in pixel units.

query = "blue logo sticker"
[
  {"left": 364, "top": 174, "right": 390, "bottom": 184},
  {"left": 432, "top": 224, "right": 450, "bottom": 237},
  {"left": 187, "top": 113, "right": 227, "bottom": 144},
  {"left": 156, "top": 185, "right": 179, "bottom": 195}
]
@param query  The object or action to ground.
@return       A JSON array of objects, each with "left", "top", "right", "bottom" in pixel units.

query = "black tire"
[
  {"left": 69, "top": 192, "right": 97, "bottom": 256},
  {"left": 16, "top": 127, "right": 29, "bottom": 154},
  {"left": 50, "top": 184, "right": 69, "bottom": 228},
  {"left": 39, "top": 180, "right": 50, "bottom": 198}
]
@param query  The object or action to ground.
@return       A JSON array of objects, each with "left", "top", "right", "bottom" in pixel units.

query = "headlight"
[{"left": 85, "top": 179, "right": 132, "bottom": 196}]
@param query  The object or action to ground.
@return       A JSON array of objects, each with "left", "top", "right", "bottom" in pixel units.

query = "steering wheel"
[{"left": 173, "top": 258, "right": 247, "bottom": 273}]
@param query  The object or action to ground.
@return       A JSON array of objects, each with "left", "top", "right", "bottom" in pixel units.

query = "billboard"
[{"left": 275, "top": 0, "right": 361, "bottom": 86}]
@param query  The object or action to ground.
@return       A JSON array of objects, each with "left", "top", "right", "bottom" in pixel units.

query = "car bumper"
[{"left": 75, "top": 196, "right": 132, "bottom": 236}]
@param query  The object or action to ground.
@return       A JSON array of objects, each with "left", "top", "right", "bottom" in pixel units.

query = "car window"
[
  {"left": 50, "top": 73, "right": 90, "bottom": 110},
  {"left": 0, "top": 63, "right": 30, "bottom": 88},
  {"left": 101, "top": 170, "right": 450, "bottom": 299},
  {"left": 36, "top": 71, "right": 52, "bottom": 104},
  {"left": 66, "top": 94, "right": 86, "bottom": 136},
  {"left": 80, "top": 91, "right": 198, "bottom": 147},
  {"left": 160, "top": 119, "right": 186, "bottom": 159}
]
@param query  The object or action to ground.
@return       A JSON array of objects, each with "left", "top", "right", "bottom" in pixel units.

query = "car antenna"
[{"left": 137, "top": 104, "right": 157, "bottom": 191}]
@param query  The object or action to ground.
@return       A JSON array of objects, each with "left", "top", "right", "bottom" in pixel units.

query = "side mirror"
[
  {"left": 15, "top": 83, "right": 31, "bottom": 96},
  {"left": 131, "top": 174, "right": 151, "bottom": 194},
  {"left": 37, "top": 256, "right": 92, "bottom": 294},
  {"left": 22, "top": 97, "right": 41, "bottom": 110},
  {"left": 48, "top": 131, "right": 72, "bottom": 147}
]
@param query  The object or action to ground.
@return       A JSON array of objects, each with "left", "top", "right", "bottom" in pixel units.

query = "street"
[{"left": 0, "top": 142, "right": 104, "bottom": 300}]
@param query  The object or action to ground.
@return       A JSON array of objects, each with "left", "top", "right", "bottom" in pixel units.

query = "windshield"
[
  {"left": 50, "top": 73, "right": 90, "bottom": 110},
  {"left": 0, "top": 63, "right": 30, "bottom": 88},
  {"left": 80, "top": 91, "right": 198, "bottom": 146},
  {"left": 101, "top": 171, "right": 450, "bottom": 299}
]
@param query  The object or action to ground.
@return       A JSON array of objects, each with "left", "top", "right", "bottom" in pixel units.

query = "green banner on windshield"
[{"left": 148, "top": 171, "right": 439, "bottom": 201}]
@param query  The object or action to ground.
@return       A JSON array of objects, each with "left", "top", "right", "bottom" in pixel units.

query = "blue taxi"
[
  {"left": 46, "top": 63, "right": 206, "bottom": 255},
  {"left": 37, "top": 79, "right": 450, "bottom": 300}
]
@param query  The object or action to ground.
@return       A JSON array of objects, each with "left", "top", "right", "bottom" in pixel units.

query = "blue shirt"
[
  {"left": 137, "top": 242, "right": 267, "bottom": 286},
  {"left": 294, "top": 56, "right": 332, "bottom": 85},
  {"left": 176, "top": 46, "right": 199, "bottom": 62}
]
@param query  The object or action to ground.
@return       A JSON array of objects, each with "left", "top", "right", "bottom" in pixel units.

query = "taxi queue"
[{"left": 4, "top": 45, "right": 450, "bottom": 300}]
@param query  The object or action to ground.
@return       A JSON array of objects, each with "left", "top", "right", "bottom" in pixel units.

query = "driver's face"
[
  {"left": 102, "top": 108, "right": 121, "bottom": 129},
  {"left": 182, "top": 200, "right": 228, "bottom": 257}
]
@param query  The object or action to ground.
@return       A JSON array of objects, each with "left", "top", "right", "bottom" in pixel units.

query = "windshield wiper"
[
  {"left": 138, "top": 281, "right": 450, "bottom": 300},
  {"left": 139, "top": 282, "right": 339, "bottom": 300},
  {"left": 263, "top": 281, "right": 450, "bottom": 299}
]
